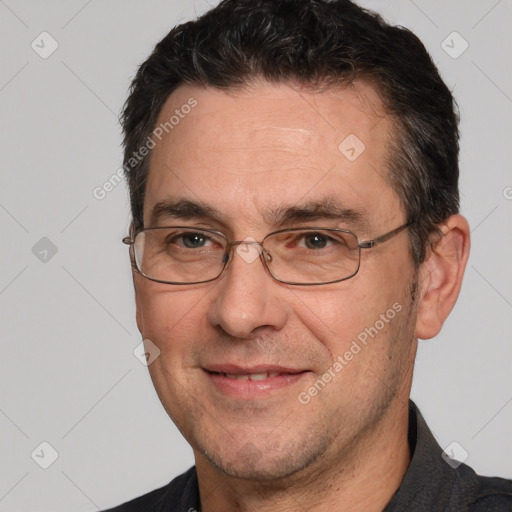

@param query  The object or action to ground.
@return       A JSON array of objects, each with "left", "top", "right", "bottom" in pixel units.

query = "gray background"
[{"left": 0, "top": 0, "right": 511, "bottom": 510}]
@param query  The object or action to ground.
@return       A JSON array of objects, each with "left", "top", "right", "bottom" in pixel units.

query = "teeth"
[
  {"left": 248, "top": 373, "right": 268, "bottom": 381},
  {"left": 223, "top": 372, "right": 281, "bottom": 380},
  {"left": 225, "top": 373, "right": 250, "bottom": 380}
]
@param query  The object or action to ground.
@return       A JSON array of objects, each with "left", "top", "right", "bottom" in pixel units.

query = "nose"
[{"left": 207, "top": 241, "right": 288, "bottom": 338}]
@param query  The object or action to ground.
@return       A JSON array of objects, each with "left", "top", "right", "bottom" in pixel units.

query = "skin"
[{"left": 133, "top": 80, "right": 470, "bottom": 511}]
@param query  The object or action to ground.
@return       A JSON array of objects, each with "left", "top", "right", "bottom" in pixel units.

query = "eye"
[
  {"left": 166, "top": 231, "right": 214, "bottom": 249},
  {"left": 301, "top": 232, "right": 332, "bottom": 250},
  {"left": 181, "top": 232, "right": 210, "bottom": 248}
]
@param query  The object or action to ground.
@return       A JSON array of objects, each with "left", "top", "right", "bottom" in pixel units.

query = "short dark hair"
[{"left": 121, "top": 0, "right": 460, "bottom": 264}]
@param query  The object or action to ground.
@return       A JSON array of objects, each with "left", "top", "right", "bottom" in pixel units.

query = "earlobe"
[{"left": 415, "top": 215, "right": 470, "bottom": 340}]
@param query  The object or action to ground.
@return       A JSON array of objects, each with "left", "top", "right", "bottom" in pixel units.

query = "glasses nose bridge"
[
  {"left": 229, "top": 239, "right": 263, "bottom": 249},
  {"left": 228, "top": 239, "right": 265, "bottom": 256},
  {"left": 223, "top": 239, "right": 271, "bottom": 269}
]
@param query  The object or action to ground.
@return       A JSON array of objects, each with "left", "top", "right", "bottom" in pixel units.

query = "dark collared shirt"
[{"left": 103, "top": 401, "right": 512, "bottom": 511}]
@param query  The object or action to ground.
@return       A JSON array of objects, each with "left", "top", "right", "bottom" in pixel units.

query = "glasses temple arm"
[{"left": 359, "top": 221, "right": 413, "bottom": 249}]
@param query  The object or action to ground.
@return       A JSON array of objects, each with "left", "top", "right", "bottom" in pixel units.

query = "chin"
[{"left": 197, "top": 431, "right": 329, "bottom": 482}]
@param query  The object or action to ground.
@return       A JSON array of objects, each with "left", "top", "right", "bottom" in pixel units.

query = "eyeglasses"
[{"left": 122, "top": 222, "right": 411, "bottom": 286}]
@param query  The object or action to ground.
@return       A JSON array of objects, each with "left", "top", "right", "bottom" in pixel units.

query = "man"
[{"left": 107, "top": 0, "right": 512, "bottom": 510}]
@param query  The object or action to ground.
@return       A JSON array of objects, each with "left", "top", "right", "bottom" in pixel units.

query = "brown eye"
[{"left": 303, "top": 233, "right": 329, "bottom": 249}]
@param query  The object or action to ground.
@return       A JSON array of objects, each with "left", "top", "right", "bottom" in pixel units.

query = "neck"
[{"left": 195, "top": 397, "right": 411, "bottom": 512}]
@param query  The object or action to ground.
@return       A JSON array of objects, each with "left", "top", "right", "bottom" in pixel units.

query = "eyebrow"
[
  {"left": 148, "top": 197, "right": 367, "bottom": 230},
  {"left": 149, "top": 199, "right": 222, "bottom": 227},
  {"left": 265, "top": 199, "right": 367, "bottom": 229}
]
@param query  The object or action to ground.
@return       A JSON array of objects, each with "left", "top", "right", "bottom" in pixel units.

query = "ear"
[{"left": 415, "top": 215, "right": 470, "bottom": 340}]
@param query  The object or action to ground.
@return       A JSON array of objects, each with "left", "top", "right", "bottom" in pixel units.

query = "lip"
[
  {"left": 205, "top": 363, "right": 305, "bottom": 375},
  {"left": 203, "top": 364, "right": 309, "bottom": 399}
]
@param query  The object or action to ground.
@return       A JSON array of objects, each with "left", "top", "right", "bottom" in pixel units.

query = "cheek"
[
  {"left": 289, "top": 265, "right": 411, "bottom": 364},
  {"left": 290, "top": 284, "right": 382, "bottom": 348},
  {"left": 135, "top": 279, "right": 210, "bottom": 358},
  {"left": 291, "top": 283, "right": 414, "bottom": 408}
]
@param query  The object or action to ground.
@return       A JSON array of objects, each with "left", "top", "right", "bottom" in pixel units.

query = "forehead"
[{"left": 144, "top": 80, "right": 403, "bottom": 231}]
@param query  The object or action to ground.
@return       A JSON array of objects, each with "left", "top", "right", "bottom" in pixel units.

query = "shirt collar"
[{"left": 383, "top": 399, "right": 480, "bottom": 511}]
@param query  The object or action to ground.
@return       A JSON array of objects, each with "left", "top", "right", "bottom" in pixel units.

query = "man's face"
[{"left": 134, "top": 81, "right": 418, "bottom": 480}]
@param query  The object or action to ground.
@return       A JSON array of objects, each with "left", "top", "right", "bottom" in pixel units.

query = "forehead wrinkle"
[{"left": 204, "top": 145, "right": 310, "bottom": 155}]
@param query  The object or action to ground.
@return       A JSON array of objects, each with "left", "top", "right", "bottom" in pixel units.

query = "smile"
[
  {"left": 220, "top": 371, "right": 281, "bottom": 380},
  {"left": 204, "top": 366, "right": 309, "bottom": 399}
]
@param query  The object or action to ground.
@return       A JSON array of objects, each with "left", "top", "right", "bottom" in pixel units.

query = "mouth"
[
  {"left": 213, "top": 371, "right": 284, "bottom": 381},
  {"left": 203, "top": 365, "right": 309, "bottom": 399}
]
